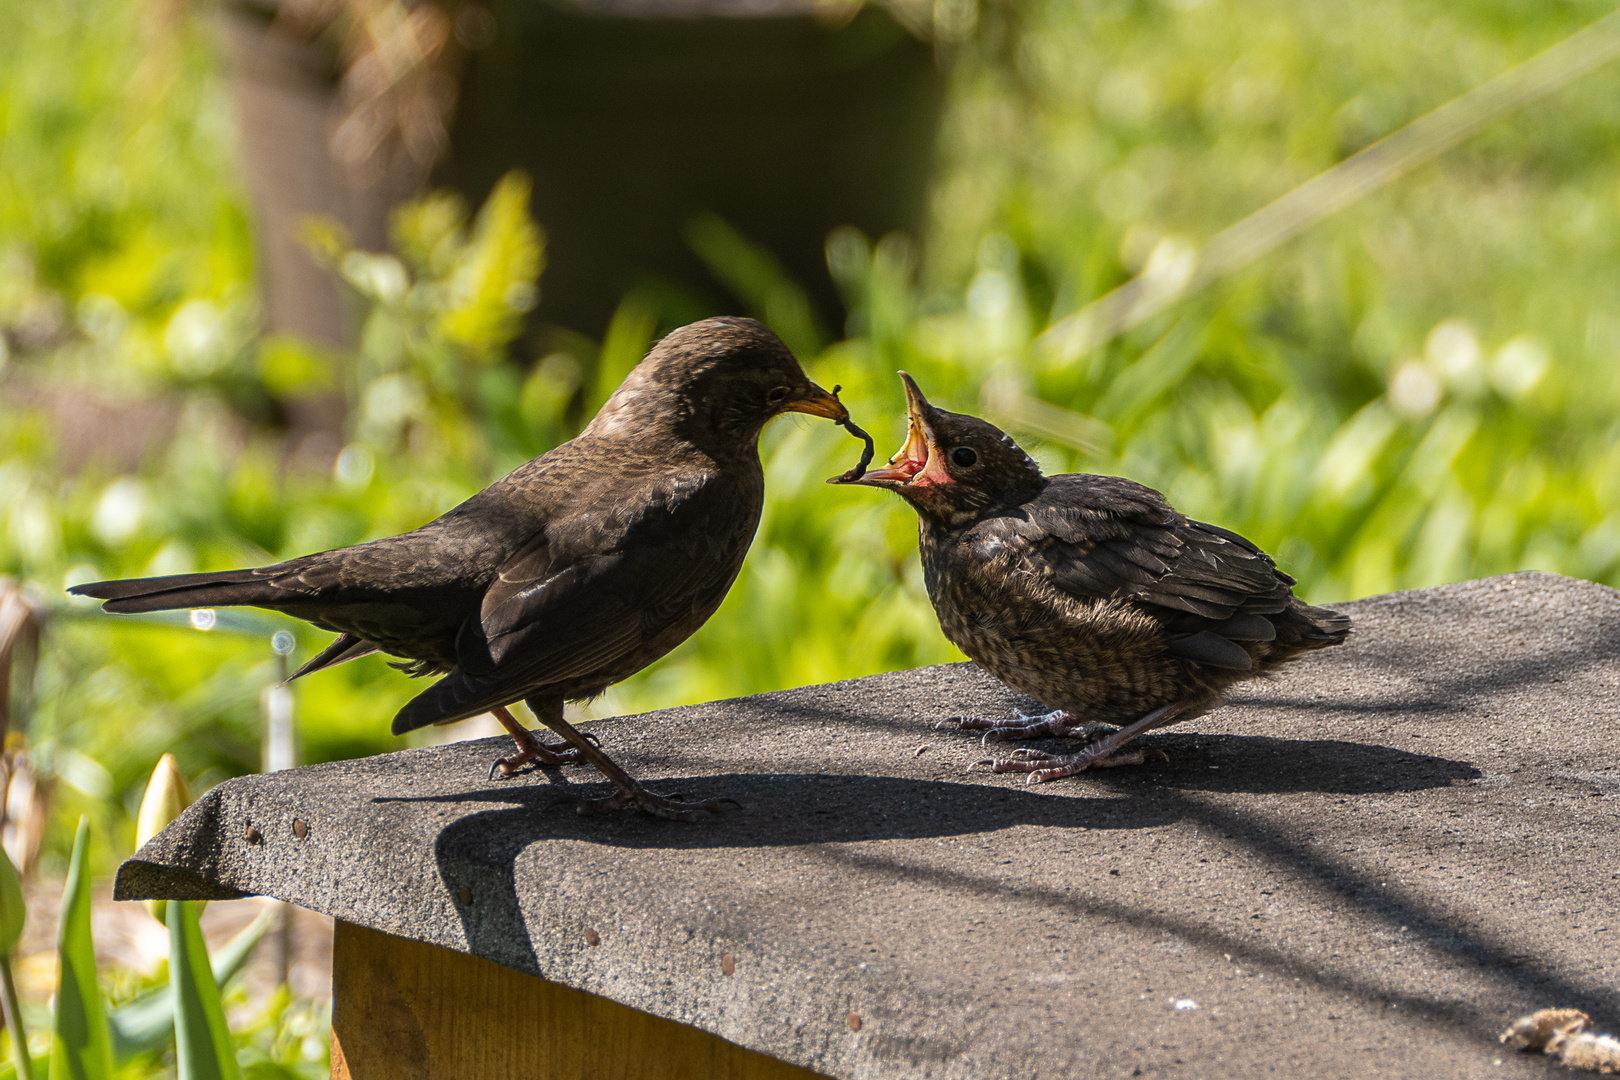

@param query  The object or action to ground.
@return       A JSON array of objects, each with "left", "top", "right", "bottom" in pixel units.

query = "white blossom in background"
[
  {"left": 1490, "top": 335, "right": 1551, "bottom": 399},
  {"left": 1388, "top": 358, "right": 1443, "bottom": 419}
]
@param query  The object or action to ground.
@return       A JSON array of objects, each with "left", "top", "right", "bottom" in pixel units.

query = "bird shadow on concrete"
[
  {"left": 998, "top": 733, "right": 1480, "bottom": 795},
  {"left": 413, "top": 774, "right": 1154, "bottom": 978},
  {"left": 382, "top": 734, "right": 1476, "bottom": 980}
]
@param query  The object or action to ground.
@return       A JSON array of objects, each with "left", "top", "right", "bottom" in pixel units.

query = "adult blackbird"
[
  {"left": 73, "top": 317, "right": 851, "bottom": 819},
  {"left": 839, "top": 373, "right": 1349, "bottom": 781}
]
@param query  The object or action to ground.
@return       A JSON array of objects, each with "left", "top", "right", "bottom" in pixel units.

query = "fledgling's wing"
[
  {"left": 1005, "top": 474, "right": 1297, "bottom": 669},
  {"left": 391, "top": 475, "right": 758, "bottom": 732}
]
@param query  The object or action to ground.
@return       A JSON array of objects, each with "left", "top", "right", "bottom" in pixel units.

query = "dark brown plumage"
[
  {"left": 840, "top": 373, "right": 1349, "bottom": 781},
  {"left": 72, "top": 317, "right": 851, "bottom": 819}
]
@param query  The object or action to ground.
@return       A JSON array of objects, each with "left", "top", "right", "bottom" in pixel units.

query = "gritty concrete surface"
[{"left": 117, "top": 572, "right": 1620, "bottom": 1079}]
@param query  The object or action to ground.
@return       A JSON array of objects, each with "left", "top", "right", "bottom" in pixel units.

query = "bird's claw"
[
  {"left": 562, "top": 785, "right": 741, "bottom": 823},
  {"left": 974, "top": 745, "right": 1155, "bottom": 782},
  {"left": 487, "top": 736, "right": 595, "bottom": 780},
  {"left": 948, "top": 709, "right": 1114, "bottom": 744}
]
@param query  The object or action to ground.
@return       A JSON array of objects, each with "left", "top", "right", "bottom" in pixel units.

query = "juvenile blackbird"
[
  {"left": 839, "top": 373, "right": 1349, "bottom": 781},
  {"left": 72, "top": 317, "right": 852, "bottom": 819}
]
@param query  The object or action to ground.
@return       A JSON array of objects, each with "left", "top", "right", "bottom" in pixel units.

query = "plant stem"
[{"left": 0, "top": 954, "right": 34, "bottom": 1080}]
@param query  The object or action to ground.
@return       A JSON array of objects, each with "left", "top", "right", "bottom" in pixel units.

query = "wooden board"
[{"left": 330, "top": 920, "right": 824, "bottom": 1080}]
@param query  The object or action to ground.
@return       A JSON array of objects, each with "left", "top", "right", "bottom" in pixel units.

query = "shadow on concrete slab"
[
  {"left": 1083, "top": 734, "right": 1479, "bottom": 794},
  {"left": 397, "top": 735, "right": 1480, "bottom": 986},
  {"left": 807, "top": 833, "right": 1620, "bottom": 1053},
  {"left": 413, "top": 774, "right": 1170, "bottom": 979}
]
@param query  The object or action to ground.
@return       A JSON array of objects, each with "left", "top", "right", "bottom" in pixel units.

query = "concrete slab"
[{"left": 117, "top": 572, "right": 1620, "bottom": 1079}]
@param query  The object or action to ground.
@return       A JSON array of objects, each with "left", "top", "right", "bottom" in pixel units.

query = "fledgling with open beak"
[
  {"left": 73, "top": 318, "right": 857, "bottom": 820},
  {"left": 835, "top": 372, "right": 1350, "bottom": 781}
]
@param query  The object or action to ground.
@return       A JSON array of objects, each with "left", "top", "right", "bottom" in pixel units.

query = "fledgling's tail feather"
[
  {"left": 69, "top": 570, "right": 281, "bottom": 615},
  {"left": 1296, "top": 601, "right": 1351, "bottom": 645}
]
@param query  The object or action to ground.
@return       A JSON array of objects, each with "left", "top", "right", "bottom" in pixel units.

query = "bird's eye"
[
  {"left": 767, "top": 386, "right": 791, "bottom": 405},
  {"left": 952, "top": 447, "right": 978, "bottom": 467}
]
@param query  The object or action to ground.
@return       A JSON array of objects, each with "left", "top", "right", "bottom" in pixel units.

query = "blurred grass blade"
[
  {"left": 1092, "top": 320, "right": 1207, "bottom": 423},
  {"left": 168, "top": 900, "right": 241, "bottom": 1080},
  {"left": 981, "top": 375, "right": 1113, "bottom": 458},
  {"left": 50, "top": 816, "right": 113, "bottom": 1080},
  {"left": 110, "top": 907, "right": 272, "bottom": 1060},
  {"left": 0, "top": 955, "right": 31, "bottom": 1080},
  {"left": 0, "top": 842, "right": 29, "bottom": 1080},
  {"left": 686, "top": 212, "right": 827, "bottom": 358},
  {"left": 0, "top": 1054, "right": 47, "bottom": 1080},
  {"left": 589, "top": 292, "right": 659, "bottom": 412},
  {"left": 1040, "top": 7, "right": 1620, "bottom": 364}
]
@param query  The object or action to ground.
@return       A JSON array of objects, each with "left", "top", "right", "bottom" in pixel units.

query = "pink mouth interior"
[{"left": 887, "top": 424, "right": 929, "bottom": 481}]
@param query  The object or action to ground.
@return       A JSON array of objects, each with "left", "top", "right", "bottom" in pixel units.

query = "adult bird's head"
[
  {"left": 586, "top": 317, "right": 847, "bottom": 454},
  {"left": 845, "top": 372, "right": 1044, "bottom": 527}
]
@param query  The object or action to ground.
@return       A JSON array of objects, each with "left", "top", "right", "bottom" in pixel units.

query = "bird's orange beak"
[
  {"left": 781, "top": 382, "right": 850, "bottom": 422},
  {"left": 846, "top": 372, "right": 941, "bottom": 487}
]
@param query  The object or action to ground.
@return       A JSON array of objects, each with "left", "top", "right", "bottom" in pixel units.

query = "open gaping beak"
[
  {"left": 781, "top": 382, "right": 850, "bottom": 423},
  {"left": 846, "top": 372, "right": 936, "bottom": 487}
]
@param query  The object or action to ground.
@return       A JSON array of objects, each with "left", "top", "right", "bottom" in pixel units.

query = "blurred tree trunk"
[
  {"left": 443, "top": 1, "right": 942, "bottom": 337},
  {"left": 217, "top": 0, "right": 942, "bottom": 444}
]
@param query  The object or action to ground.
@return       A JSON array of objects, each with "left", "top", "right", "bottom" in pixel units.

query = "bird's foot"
[
  {"left": 973, "top": 744, "right": 1151, "bottom": 782},
  {"left": 972, "top": 699, "right": 1190, "bottom": 782},
  {"left": 488, "top": 729, "right": 602, "bottom": 780},
  {"left": 566, "top": 783, "right": 741, "bottom": 823},
  {"left": 939, "top": 709, "right": 1117, "bottom": 746}
]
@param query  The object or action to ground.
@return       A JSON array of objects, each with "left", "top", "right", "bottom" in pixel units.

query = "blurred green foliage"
[{"left": 3, "top": 0, "right": 1620, "bottom": 902}]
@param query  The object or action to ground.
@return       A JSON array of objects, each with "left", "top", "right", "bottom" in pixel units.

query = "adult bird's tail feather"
[
  {"left": 68, "top": 570, "right": 281, "bottom": 615},
  {"left": 289, "top": 633, "right": 379, "bottom": 681}
]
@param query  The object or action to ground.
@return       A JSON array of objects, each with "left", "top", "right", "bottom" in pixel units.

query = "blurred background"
[{"left": 5, "top": 0, "right": 1620, "bottom": 1070}]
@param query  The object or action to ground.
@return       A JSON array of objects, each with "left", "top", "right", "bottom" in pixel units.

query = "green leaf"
[
  {"left": 438, "top": 170, "right": 543, "bottom": 360},
  {"left": 0, "top": 846, "right": 24, "bottom": 956},
  {"left": 49, "top": 816, "right": 113, "bottom": 1080},
  {"left": 110, "top": 907, "right": 273, "bottom": 1060},
  {"left": 168, "top": 900, "right": 241, "bottom": 1080}
]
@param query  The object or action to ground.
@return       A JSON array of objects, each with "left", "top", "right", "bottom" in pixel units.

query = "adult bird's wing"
[
  {"left": 1011, "top": 474, "right": 1295, "bottom": 669},
  {"left": 390, "top": 477, "right": 754, "bottom": 732}
]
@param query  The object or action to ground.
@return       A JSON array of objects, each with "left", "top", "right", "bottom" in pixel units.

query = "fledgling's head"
[
  {"left": 844, "top": 372, "right": 1044, "bottom": 527},
  {"left": 587, "top": 317, "right": 846, "bottom": 452}
]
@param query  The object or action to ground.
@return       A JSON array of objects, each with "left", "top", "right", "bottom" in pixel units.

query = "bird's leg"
[
  {"left": 526, "top": 697, "right": 737, "bottom": 823},
  {"left": 939, "top": 709, "right": 1118, "bottom": 746},
  {"left": 487, "top": 705, "right": 596, "bottom": 778},
  {"left": 977, "top": 697, "right": 1206, "bottom": 782}
]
